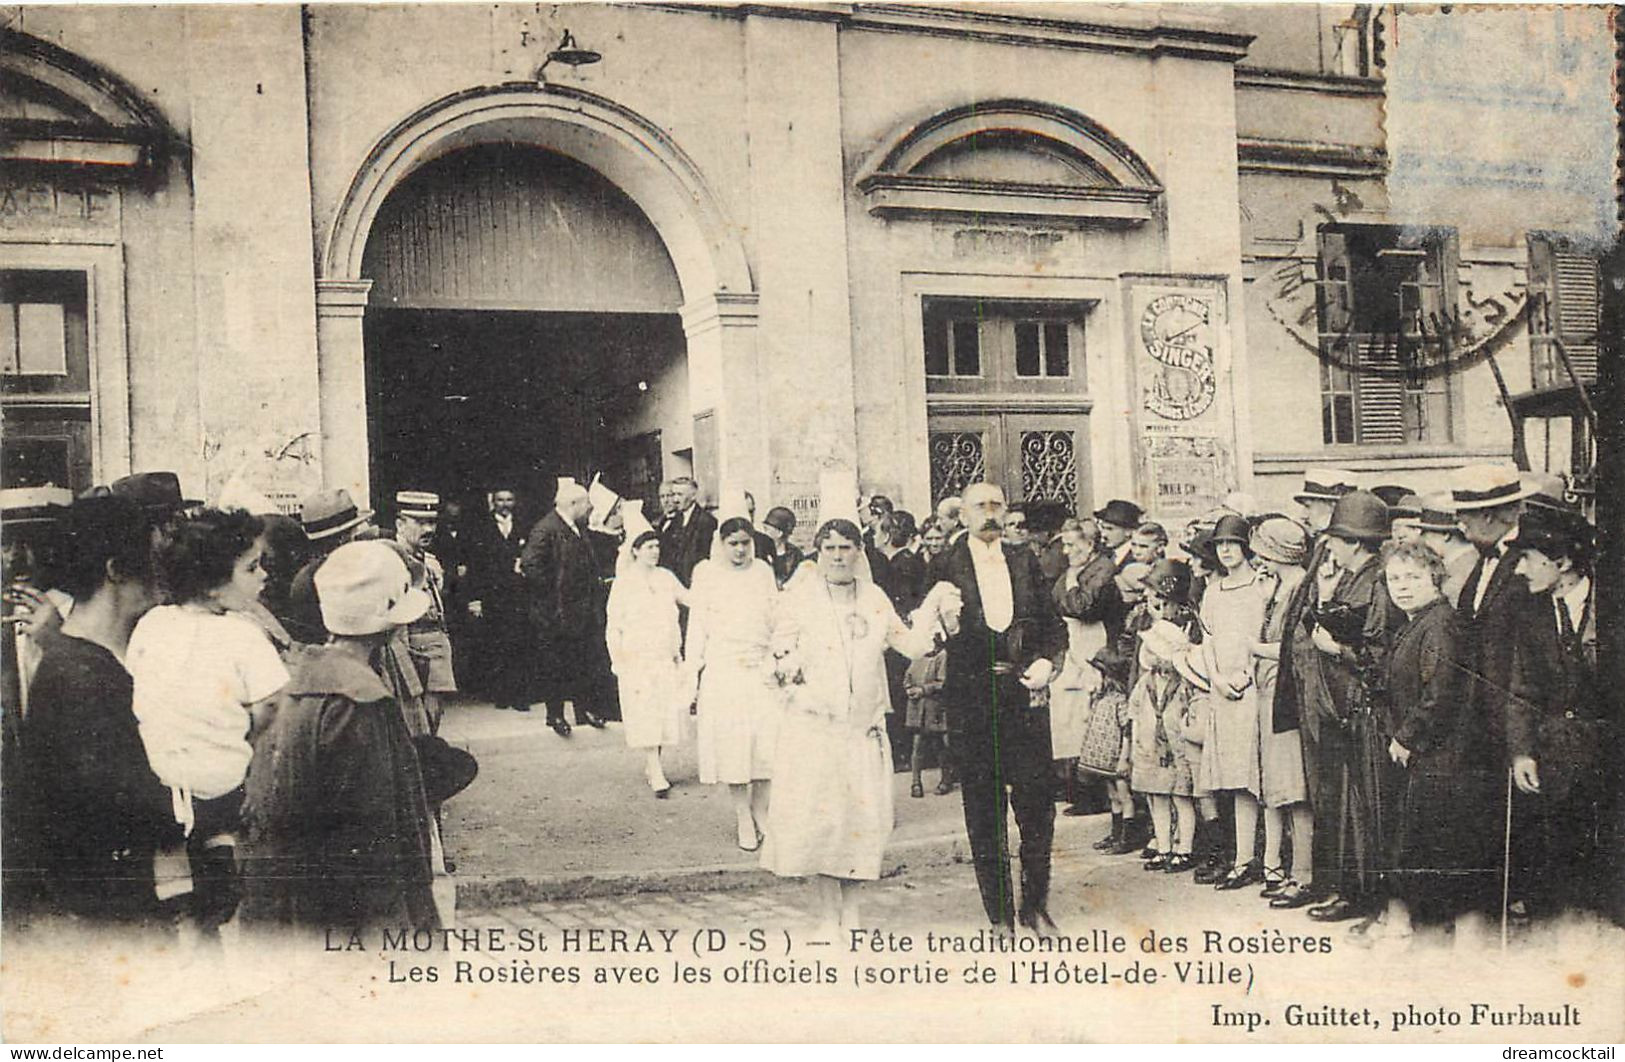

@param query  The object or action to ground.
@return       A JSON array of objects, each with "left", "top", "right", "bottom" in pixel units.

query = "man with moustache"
[
  {"left": 930, "top": 482, "right": 1068, "bottom": 934},
  {"left": 657, "top": 477, "right": 717, "bottom": 589}
]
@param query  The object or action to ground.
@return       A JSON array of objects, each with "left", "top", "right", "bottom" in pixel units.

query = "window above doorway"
[{"left": 922, "top": 297, "right": 1088, "bottom": 393}]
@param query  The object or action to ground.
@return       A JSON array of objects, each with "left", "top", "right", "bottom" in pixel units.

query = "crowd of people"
[{"left": 0, "top": 457, "right": 1614, "bottom": 944}]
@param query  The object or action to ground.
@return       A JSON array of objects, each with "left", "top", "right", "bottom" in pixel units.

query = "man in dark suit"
[
  {"left": 520, "top": 478, "right": 610, "bottom": 736},
  {"left": 932, "top": 482, "right": 1068, "bottom": 933},
  {"left": 1451, "top": 465, "right": 1547, "bottom": 925},
  {"left": 657, "top": 476, "right": 717, "bottom": 588},
  {"left": 464, "top": 488, "right": 532, "bottom": 712},
  {"left": 1507, "top": 504, "right": 1608, "bottom": 918}
]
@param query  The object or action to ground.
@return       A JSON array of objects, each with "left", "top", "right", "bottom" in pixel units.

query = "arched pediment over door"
[{"left": 856, "top": 99, "right": 1161, "bottom": 227}]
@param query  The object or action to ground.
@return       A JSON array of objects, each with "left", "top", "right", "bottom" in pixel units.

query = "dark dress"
[
  {"left": 1387, "top": 599, "right": 1499, "bottom": 923},
  {"left": 12, "top": 635, "right": 179, "bottom": 924},
  {"left": 1300, "top": 552, "right": 1405, "bottom": 905},
  {"left": 238, "top": 646, "right": 439, "bottom": 933}
]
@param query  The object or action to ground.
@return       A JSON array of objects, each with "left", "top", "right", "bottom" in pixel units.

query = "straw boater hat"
[
  {"left": 395, "top": 490, "right": 441, "bottom": 520},
  {"left": 1293, "top": 468, "right": 1357, "bottom": 505},
  {"left": 1388, "top": 492, "right": 1424, "bottom": 522},
  {"left": 1411, "top": 493, "right": 1460, "bottom": 534},
  {"left": 314, "top": 540, "right": 430, "bottom": 636},
  {"left": 1, "top": 486, "right": 73, "bottom": 527},
  {"left": 301, "top": 487, "right": 373, "bottom": 542},
  {"left": 1447, "top": 465, "right": 1540, "bottom": 511}
]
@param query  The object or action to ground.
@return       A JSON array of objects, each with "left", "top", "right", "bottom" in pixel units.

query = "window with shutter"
[
  {"left": 1, "top": 270, "right": 95, "bottom": 492},
  {"left": 1527, "top": 233, "right": 1600, "bottom": 388},
  {"left": 1315, "top": 224, "right": 1459, "bottom": 447}
]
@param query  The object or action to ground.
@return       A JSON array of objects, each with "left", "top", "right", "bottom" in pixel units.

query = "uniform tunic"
[
  {"left": 1197, "top": 568, "right": 1268, "bottom": 794},
  {"left": 605, "top": 564, "right": 688, "bottom": 749},
  {"left": 688, "top": 559, "right": 780, "bottom": 784},
  {"left": 760, "top": 576, "right": 934, "bottom": 880}
]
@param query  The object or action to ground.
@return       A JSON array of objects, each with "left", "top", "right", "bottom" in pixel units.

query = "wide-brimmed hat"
[
  {"left": 395, "top": 490, "right": 440, "bottom": 520},
  {"left": 315, "top": 541, "right": 430, "bottom": 636},
  {"left": 1250, "top": 516, "right": 1308, "bottom": 566},
  {"left": 1093, "top": 499, "right": 1144, "bottom": 530},
  {"left": 1209, "top": 513, "right": 1252, "bottom": 546},
  {"left": 1293, "top": 468, "right": 1357, "bottom": 505},
  {"left": 1324, "top": 489, "right": 1390, "bottom": 543},
  {"left": 1145, "top": 557, "right": 1194, "bottom": 606},
  {"left": 413, "top": 735, "right": 480, "bottom": 806},
  {"left": 1448, "top": 465, "right": 1540, "bottom": 511},
  {"left": 110, "top": 471, "right": 202, "bottom": 512},
  {"left": 302, "top": 487, "right": 374, "bottom": 541},
  {"left": 1, "top": 486, "right": 74, "bottom": 526}
]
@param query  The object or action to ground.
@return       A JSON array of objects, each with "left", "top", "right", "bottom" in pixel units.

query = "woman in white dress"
[
  {"left": 604, "top": 528, "right": 689, "bottom": 796},
  {"left": 686, "top": 515, "right": 781, "bottom": 850},
  {"left": 760, "top": 519, "right": 953, "bottom": 931}
]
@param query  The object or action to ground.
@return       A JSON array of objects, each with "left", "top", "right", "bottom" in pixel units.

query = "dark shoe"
[
  {"left": 1093, "top": 814, "right": 1123, "bottom": 850},
  {"left": 1164, "top": 853, "right": 1195, "bottom": 874},
  {"left": 513, "top": 703, "right": 531, "bottom": 713},
  {"left": 1140, "top": 844, "right": 1158, "bottom": 860},
  {"left": 934, "top": 780, "right": 955, "bottom": 796},
  {"left": 1307, "top": 897, "right": 1362, "bottom": 922},
  {"left": 1260, "top": 867, "right": 1290, "bottom": 897},
  {"left": 1193, "top": 860, "right": 1222, "bottom": 885},
  {"left": 1144, "top": 851, "right": 1169, "bottom": 871},
  {"left": 443, "top": 857, "right": 458, "bottom": 873},
  {"left": 1269, "top": 882, "right": 1317, "bottom": 909},
  {"left": 910, "top": 782, "right": 925, "bottom": 799},
  {"left": 1107, "top": 834, "right": 1140, "bottom": 856},
  {"left": 1216, "top": 862, "right": 1265, "bottom": 891},
  {"left": 653, "top": 785, "right": 672, "bottom": 800},
  {"left": 549, "top": 717, "right": 572, "bottom": 737},
  {"left": 576, "top": 711, "right": 607, "bottom": 729},
  {"left": 1018, "top": 906, "right": 1059, "bottom": 936}
]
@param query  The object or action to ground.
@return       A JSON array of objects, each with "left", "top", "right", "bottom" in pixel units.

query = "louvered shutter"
[
  {"left": 1528, "top": 234, "right": 1601, "bottom": 387},
  {"left": 1356, "top": 335, "right": 1406, "bottom": 444}
]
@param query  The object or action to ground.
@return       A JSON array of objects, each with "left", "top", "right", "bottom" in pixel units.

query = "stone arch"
[
  {"left": 855, "top": 98, "right": 1162, "bottom": 225},
  {"left": 322, "top": 82, "right": 752, "bottom": 300},
  {"left": 315, "top": 82, "right": 762, "bottom": 505}
]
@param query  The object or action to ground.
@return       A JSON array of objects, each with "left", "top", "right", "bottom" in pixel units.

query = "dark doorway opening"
[{"left": 364, "top": 307, "right": 684, "bottom": 519}]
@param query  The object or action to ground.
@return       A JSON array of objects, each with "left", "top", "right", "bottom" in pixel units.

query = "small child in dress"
[
  {"left": 128, "top": 508, "right": 292, "bottom": 937},
  {"left": 1127, "top": 617, "right": 1205, "bottom": 874},
  {"left": 904, "top": 648, "right": 952, "bottom": 798}
]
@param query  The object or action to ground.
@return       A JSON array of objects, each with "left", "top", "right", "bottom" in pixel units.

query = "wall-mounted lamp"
[{"left": 536, "top": 30, "right": 602, "bottom": 82}]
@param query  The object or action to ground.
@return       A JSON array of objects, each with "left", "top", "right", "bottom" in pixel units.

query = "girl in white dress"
[
  {"left": 605, "top": 528, "right": 689, "bottom": 796},
  {"left": 686, "top": 516, "right": 781, "bottom": 850},
  {"left": 761, "top": 518, "right": 952, "bottom": 931}
]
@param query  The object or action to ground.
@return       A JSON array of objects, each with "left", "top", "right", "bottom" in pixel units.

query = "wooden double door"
[{"left": 926, "top": 408, "right": 1091, "bottom": 514}]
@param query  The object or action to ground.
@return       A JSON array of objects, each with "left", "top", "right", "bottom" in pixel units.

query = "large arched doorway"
[{"left": 360, "top": 142, "right": 688, "bottom": 513}]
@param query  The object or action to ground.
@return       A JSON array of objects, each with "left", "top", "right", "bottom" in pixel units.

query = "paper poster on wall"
[{"left": 1123, "top": 277, "right": 1238, "bottom": 522}]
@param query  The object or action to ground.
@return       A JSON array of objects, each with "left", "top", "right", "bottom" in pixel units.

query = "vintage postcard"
[{"left": 0, "top": 0, "right": 1620, "bottom": 1044}]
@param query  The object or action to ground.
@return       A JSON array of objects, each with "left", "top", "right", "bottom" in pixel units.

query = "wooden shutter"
[
  {"left": 1528, "top": 234, "right": 1600, "bottom": 386},
  {"left": 1356, "top": 335, "right": 1406, "bottom": 445}
]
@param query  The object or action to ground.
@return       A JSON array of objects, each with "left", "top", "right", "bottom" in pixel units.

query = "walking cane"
[{"left": 1500, "top": 766, "right": 1514, "bottom": 951}]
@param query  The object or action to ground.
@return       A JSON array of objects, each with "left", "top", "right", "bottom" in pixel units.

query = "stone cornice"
[
  {"left": 628, "top": 2, "right": 1253, "bottom": 61},
  {"left": 1237, "top": 137, "right": 1388, "bottom": 180},
  {"left": 1235, "top": 67, "right": 1385, "bottom": 98}
]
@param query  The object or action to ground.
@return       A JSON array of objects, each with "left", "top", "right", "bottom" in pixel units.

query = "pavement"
[{"left": 436, "top": 695, "right": 1088, "bottom": 910}]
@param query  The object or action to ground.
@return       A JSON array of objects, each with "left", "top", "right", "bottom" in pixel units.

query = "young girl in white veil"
[
  {"left": 684, "top": 490, "right": 781, "bottom": 850},
  {"left": 603, "top": 500, "right": 689, "bottom": 796}
]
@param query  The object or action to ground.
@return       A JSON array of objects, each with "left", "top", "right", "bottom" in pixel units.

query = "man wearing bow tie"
[
  {"left": 657, "top": 477, "right": 717, "bottom": 589},
  {"left": 930, "top": 483, "right": 1067, "bottom": 934}
]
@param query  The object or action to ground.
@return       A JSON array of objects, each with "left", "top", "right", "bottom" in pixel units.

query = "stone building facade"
[{"left": 2, "top": 4, "right": 1612, "bottom": 526}]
